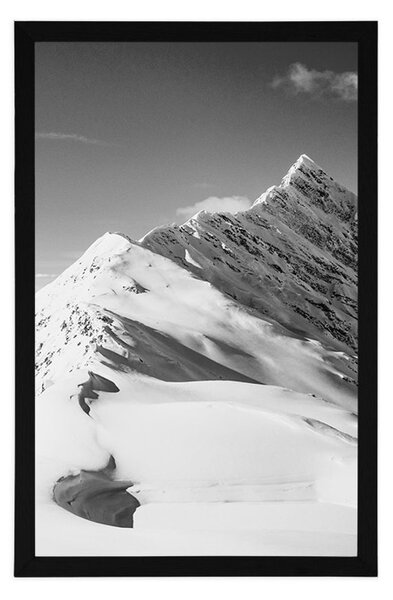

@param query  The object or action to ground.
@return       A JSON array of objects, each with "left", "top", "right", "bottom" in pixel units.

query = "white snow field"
[
  {"left": 35, "top": 155, "right": 357, "bottom": 555},
  {"left": 36, "top": 368, "right": 357, "bottom": 555}
]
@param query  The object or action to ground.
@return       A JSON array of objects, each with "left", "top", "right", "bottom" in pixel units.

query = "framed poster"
[{"left": 15, "top": 21, "right": 377, "bottom": 576}]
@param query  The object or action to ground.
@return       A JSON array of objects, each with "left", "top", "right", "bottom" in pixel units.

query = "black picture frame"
[{"left": 15, "top": 20, "right": 377, "bottom": 577}]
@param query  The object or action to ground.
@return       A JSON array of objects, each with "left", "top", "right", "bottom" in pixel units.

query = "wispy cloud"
[
  {"left": 271, "top": 63, "right": 358, "bottom": 102},
  {"left": 35, "top": 273, "right": 57, "bottom": 278},
  {"left": 35, "top": 132, "right": 118, "bottom": 146},
  {"left": 176, "top": 196, "right": 252, "bottom": 221}
]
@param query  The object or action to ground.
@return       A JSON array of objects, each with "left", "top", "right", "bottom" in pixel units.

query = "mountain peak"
[
  {"left": 295, "top": 153, "right": 318, "bottom": 168},
  {"left": 107, "top": 231, "right": 134, "bottom": 244},
  {"left": 281, "top": 154, "right": 322, "bottom": 186},
  {"left": 185, "top": 209, "right": 209, "bottom": 225},
  {"left": 253, "top": 154, "right": 330, "bottom": 207},
  {"left": 55, "top": 231, "right": 136, "bottom": 274}
]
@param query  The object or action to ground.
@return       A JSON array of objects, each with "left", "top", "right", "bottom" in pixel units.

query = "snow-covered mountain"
[
  {"left": 36, "top": 154, "right": 357, "bottom": 402},
  {"left": 141, "top": 154, "right": 357, "bottom": 354},
  {"left": 35, "top": 155, "right": 358, "bottom": 556}
]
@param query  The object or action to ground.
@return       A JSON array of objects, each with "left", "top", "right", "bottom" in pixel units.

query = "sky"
[{"left": 35, "top": 42, "right": 357, "bottom": 290}]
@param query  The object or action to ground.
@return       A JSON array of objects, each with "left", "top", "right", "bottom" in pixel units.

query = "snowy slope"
[
  {"left": 36, "top": 235, "right": 356, "bottom": 409},
  {"left": 35, "top": 154, "right": 358, "bottom": 555},
  {"left": 37, "top": 369, "right": 356, "bottom": 500},
  {"left": 36, "top": 368, "right": 357, "bottom": 555}
]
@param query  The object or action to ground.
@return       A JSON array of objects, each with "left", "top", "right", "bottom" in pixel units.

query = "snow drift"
[{"left": 35, "top": 154, "right": 358, "bottom": 556}]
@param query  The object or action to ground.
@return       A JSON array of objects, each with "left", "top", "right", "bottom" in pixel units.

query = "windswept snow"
[
  {"left": 35, "top": 154, "right": 358, "bottom": 556},
  {"left": 36, "top": 231, "right": 356, "bottom": 410},
  {"left": 36, "top": 368, "right": 357, "bottom": 556}
]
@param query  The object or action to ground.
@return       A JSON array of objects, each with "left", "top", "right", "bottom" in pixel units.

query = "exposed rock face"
[
  {"left": 53, "top": 456, "right": 140, "bottom": 528},
  {"left": 141, "top": 155, "right": 357, "bottom": 353},
  {"left": 77, "top": 371, "right": 120, "bottom": 416}
]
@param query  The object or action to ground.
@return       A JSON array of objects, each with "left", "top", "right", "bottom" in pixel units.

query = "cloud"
[
  {"left": 176, "top": 196, "right": 252, "bottom": 221},
  {"left": 35, "top": 273, "right": 57, "bottom": 278},
  {"left": 35, "top": 132, "right": 117, "bottom": 146},
  {"left": 271, "top": 63, "right": 358, "bottom": 102}
]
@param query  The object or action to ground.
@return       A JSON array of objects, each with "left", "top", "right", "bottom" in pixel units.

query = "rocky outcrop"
[
  {"left": 77, "top": 370, "right": 119, "bottom": 416},
  {"left": 53, "top": 456, "right": 139, "bottom": 527}
]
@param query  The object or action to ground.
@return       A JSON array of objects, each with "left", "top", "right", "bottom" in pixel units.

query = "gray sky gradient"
[{"left": 35, "top": 42, "right": 357, "bottom": 290}]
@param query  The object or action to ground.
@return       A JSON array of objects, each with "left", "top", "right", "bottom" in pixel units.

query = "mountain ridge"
[
  {"left": 35, "top": 154, "right": 358, "bottom": 545},
  {"left": 140, "top": 154, "right": 357, "bottom": 352},
  {"left": 35, "top": 154, "right": 358, "bottom": 410}
]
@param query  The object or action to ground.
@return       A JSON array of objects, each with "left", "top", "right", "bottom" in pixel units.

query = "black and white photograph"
[{"left": 13, "top": 20, "right": 377, "bottom": 577}]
